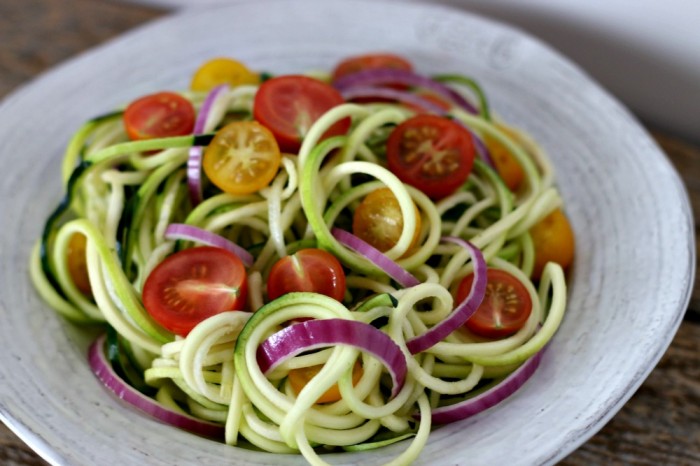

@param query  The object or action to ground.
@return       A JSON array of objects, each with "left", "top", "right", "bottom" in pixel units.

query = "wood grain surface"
[{"left": 0, "top": 1, "right": 698, "bottom": 465}]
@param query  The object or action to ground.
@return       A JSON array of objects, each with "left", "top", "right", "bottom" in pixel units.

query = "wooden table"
[{"left": 1, "top": 1, "right": 698, "bottom": 464}]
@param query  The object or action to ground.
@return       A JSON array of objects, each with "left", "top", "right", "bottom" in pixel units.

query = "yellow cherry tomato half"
[
  {"left": 67, "top": 232, "right": 91, "bottom": 296},
  {"left": 530, "top": 208, "right": 575, "bottom": 279},
  {"left": 288, "top": 361, "right": 363, "bottom": 404},
  {"left": 203, "top": 121, "right": 281, "bottom": 195},
  {"left": 190, "top": 57, "right": 260, "bottom": 92},
  {"left": 352, "top": 187, "right": 422, "bottom": 255},
  {"left": 485, "top": 124, "right": 526, "bottom": 192}
]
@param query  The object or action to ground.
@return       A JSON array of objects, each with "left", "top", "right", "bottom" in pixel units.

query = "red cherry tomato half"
[
  {"left": 142, "top": 246, "right": 248, "bottom": 336},
  {"left": 267, "top": 248, "right": 346, "bottom": 302},
  {"left": 456, "top": 268, "right": 532, "bottom": 339},
  {"left": 387, "top": 114, "right": 475, "bottom": 199},
  {"left": 123, "top": 91, "right": 195, "bottom": 141},
  {"left": 253, "top": 75, "right": 350, "bottom": 153},
  {"left": 331, "top": 53, "right": 413, "bottom": 83}
]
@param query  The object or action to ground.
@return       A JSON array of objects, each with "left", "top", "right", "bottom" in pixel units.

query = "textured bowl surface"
[{"left": 0, "top": 1, "right": 693, "bottom": 465}]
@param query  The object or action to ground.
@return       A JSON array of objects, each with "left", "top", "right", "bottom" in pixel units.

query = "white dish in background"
[
  {"left": 436, "top": 0, "right": 700, "bottom": 143},
  {"left": 0, "top": 1, "right": 693, "bottom": 465}
]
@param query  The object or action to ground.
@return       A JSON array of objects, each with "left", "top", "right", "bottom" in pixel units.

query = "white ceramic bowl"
[{"left": 0, "top": 1, "right": 693, "bottom": 465}]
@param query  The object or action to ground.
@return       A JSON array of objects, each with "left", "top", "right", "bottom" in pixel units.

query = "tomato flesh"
[
  {"left": 352, "top": 187, "right": 421, "bottom": 255},
  {"left": 288, "top": 361, "right": 363, "bottom": 404},
  {"left": 530, "top": 208, "right": 575, "bottom": 280},
  {"left": 203, "top": 120, "right": 281, "bottom": 195},
  {"left": 253, "top": 75, "right": 349, "bottom": 152},
  {"left": 387, "top": 115, "right": 475, "bottom": 199},
  {"left": 267, "top": 249, "right": 346, "bottom": 301},
  {"left": 331, "top": 53, "right": 413, "bottom": 83},
  {"left": 457, "top": 268, "right": 532, "bottom": 339},
  {"left": 190, "top": 57, "right": 259, "bottom": 92},
  {"left": 123, "top": 91, "right": 195, "bottom": 141},
  {"left": 142, "top": 246, "right": 248, "bottom": 336},
  {"left": 67, "top": 233, "right": 91, "bottom": 296}
]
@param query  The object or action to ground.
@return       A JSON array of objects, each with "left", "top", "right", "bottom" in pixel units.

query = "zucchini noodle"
[{"left": 31, "top": 63, "right": 570, "bottom": 466}]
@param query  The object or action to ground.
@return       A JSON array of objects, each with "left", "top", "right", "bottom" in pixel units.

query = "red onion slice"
[
  {"left": 331, "top": 227, "right": 420, "bottom": 288},
  {"left": 165, "top": 223, "right": 254, "bottom": 267},
  {"left": 406, "top": 237, "right": 486, "bottom": 354},
  {"left": 88, "top": 334, "right": 225, "bottom": 438},
  {"left": 340, "top": 86, "right": 449, "bottom": 114},
  {"left": 187, "top": 146, "right": 205, "bottom": 205},
  {"left": 471, "top": 130, "right": 495, "bottom": 168},
  {"left": 257, "top": 318, "right": 407, "bottom": 398},
  {"left": 333, "top": 68, "right": 478, "bottom": 115},
  {"left": 187, "top": 84, "right": 229, "bottom": 206},
  {"left": 426, "top": 350, "right": 543, "bottom": 424}
]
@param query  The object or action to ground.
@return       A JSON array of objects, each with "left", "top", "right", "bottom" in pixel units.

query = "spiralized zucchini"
[{"left": 31, "top": 67, "right": 568, "bottom": 466}]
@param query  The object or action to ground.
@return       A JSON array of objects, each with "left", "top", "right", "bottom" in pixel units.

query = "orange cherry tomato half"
[
  {"left": 123, "top": 91, "right": 195, "bottom": 141},
  {"left": 190, "top": 57, "right": 259, "bottom": 92},
  {"left": 485, "top": 125, "right": 526, "bottom": 191},
  {"left": 456, "top": 268, "right": 532, "bottom": 339},
  {"left": 142, "top": 246, "right": 248, "bottom": 336},
  {"left": 352, "top": 187, "right": 422, "bottom": 255},
  {"left": 267, "top": 249, "right": 346, "bottom": 301},
  {"left": 387, "top": 114, "right": 475, "bottom": 199},
  {"left": 67, "top": 232, "right": 91, "bottom": 296},
  {"left": 252, "top": 75, "right": 349, "bottom": 152},
  {"left": 288, "top": 361, "right": 363, "bottom": 404},
  {"left": 331, "top": 53, "right": 413, "bottom": 83},
  {"left": 529, "top": 208, "right": 575, "bottom": 280},
  {"left": 203, "top": 120, "right": 281, "bottom": 195}
]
